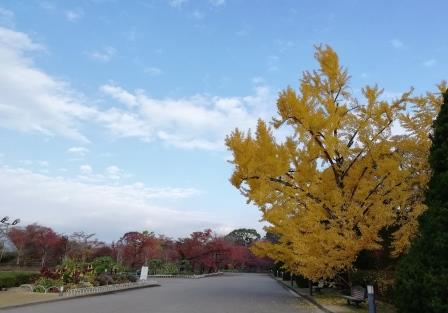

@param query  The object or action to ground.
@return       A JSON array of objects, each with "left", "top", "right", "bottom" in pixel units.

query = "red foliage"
[
  {"left": 118, "top": 231, "right": 161, "bottom": 268},
  {"left": 176, "top": 229, "right": 234, "bottom": 273},
  {"left": 8, "top": 222, "right": 272, "bottom": 273},
  {"left": 27, "top": 224, "right": 63, "bottom": 268},
  {"left": 8, "top": 224, "right": 65, "bottom": 268}
]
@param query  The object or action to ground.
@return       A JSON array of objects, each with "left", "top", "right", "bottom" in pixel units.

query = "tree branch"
[
  {"left": 341, "top": 120, "right": 393, "bottom": 180},
  {"left": 348, "top": 166, "right": 368, "bottom": 204}
]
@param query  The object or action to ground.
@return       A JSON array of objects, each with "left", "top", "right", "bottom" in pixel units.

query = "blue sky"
[{"left": 0, "top": 0, "right": 446, "bottom": 241}]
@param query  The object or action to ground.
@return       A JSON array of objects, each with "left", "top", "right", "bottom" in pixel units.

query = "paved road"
[{"left": 2, "top": 273, "right": 318, "bottom": 313}]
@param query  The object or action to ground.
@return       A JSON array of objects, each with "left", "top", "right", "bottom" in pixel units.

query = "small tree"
[{"left": 394, "top": 90, "right": 448, "bottom": 313}]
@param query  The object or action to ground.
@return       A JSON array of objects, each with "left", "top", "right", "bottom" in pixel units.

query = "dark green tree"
[
  {"left": 394, "top": 90, "right": 448, "bottom": 313},
  {"left": 224, "top": 228, "right": 260, "bottom": 246}
]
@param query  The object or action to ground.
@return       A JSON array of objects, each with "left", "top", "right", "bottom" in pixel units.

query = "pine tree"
[{"left": 394, "top": 90, "right": 448, "bottom": 313}]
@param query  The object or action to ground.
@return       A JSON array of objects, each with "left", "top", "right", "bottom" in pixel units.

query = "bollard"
[
  {"left": 59, "top": 286, "right": 64, "bottom": 297},
  {"left": 367, "top": 285, "right": 376, "bottom": 313}
]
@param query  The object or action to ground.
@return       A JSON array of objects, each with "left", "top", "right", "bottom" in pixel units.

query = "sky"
[{"left": 0, "top": 0, "right": 446, "bottom": 242}]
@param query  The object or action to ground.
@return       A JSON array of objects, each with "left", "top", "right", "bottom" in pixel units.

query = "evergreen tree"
[{"left": 394, "top": 90, "right": 448, "bottom": 313}]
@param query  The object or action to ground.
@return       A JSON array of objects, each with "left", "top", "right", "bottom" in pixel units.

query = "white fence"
[
  {"left": 147, "top": 272, "right": 223, "bottom": 279},
  {"left": 63, "top": 280, "right": 158, "bottom": 297},
  {"left": 21, "top": 280, "right": 158, "bottom": 297}
]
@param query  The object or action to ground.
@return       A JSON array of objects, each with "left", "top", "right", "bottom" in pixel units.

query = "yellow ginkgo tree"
[{"left": 225, "top": 45, "right": 445, "bottom": 281}]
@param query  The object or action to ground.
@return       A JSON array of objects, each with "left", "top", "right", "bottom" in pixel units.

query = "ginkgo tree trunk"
[{"left": 225, "top": 45, "right": 445, "bottom": 281}]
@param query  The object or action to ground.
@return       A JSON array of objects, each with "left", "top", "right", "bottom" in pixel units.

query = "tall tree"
[
  {"left": 8, "top": 227, "right": 26, "bottom": 266},
  {"left": 394, "top": 90, "right": 448, "bottom": 313},
  {"left": 225, "top": 228, "right": 261, "bottom": 246},
  {"left": 69, "top": 232, "right": 100, "bottom": 263},
  {"left": 226, "top": 46, "right": 444, "bottom": 280},
  {"left": 26, "top": 224, "right": 61, "bottom": 268},
  {"left": 118, "top": 231, "right": 160, "bottom": 268}
]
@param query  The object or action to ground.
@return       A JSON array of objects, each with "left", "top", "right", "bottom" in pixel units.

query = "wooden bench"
[{"left": 341, "top": 285, "right": 367, "bottom": 305}]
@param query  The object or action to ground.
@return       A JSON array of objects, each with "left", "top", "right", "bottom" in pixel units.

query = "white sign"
[{"left": 139, "top": 266, "right": 149, "bottom": 281}]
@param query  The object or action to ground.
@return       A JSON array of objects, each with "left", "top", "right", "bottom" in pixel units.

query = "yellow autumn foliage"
[{"left": 226, "top": 45, "right": 445, "bottom": 281}]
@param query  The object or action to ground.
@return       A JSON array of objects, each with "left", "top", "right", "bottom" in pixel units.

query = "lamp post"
[
  {"left": 367, "top": 285, "right": 377, "bottom": 313},
  {"left": 0, "top": 216, "right": 20, "bottom": 262}
]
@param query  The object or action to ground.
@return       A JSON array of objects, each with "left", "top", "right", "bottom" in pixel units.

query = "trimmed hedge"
[{"left": 0, "top": 271, "right": 40, "bottom": 289}]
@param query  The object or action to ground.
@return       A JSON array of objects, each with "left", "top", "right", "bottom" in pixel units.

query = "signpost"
[{"left": 140, "top": 266, "right": 149, "bottom": 281}]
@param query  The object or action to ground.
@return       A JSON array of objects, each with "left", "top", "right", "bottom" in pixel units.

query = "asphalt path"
[{"left": 2, "top": 273, "right": 318, "bottom": 313}]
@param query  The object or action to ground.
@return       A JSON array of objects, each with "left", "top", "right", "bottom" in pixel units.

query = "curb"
[
  {"left": 0, "top": 282, "right": 160, "bottom": 311},
  {"left": 271, "top": 276, "right": 335, "bottom": 313}
]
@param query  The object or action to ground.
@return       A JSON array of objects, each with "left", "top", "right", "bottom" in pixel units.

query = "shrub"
[
  {"left": 94, "top": 273, "right": 114, "bottom": 286},
  {"left": 113, "top": 272, "right": 137, "bottom": 283},
  {"left": 33, "top": 277, "right": 64, "bottom": 292},
  {"left": 0, "top": 272, "right": 40, "bottom": 289},
  {"left": 148, "top": 259, "right": 163, "bottom": 274},
  {"left": 162, "top": 262, "right": 179, "bottom": 275},
  {"left": 351, "top": 270, "right": 394, "bottom": 301},
  {"left": 91, "top": 256, "right": 122, "bottom": 274},
  {"left": 294, "top": 275, "right": 309, "bottom": 288}
]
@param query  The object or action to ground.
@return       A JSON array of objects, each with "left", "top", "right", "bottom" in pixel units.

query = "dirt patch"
[{"left": 0, "top": 288, "right": 58, "bottom": 308}]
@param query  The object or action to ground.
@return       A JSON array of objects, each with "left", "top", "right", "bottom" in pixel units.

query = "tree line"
[{"left": 4, "top": 224, "right": 271, "bottom": 274}]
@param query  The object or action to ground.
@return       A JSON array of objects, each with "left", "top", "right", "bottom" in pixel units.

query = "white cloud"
[
  {"left": 88, "top": 46, "right": 116, "bottom": 62},
  {"left": 100, "top": 84, "right": 138, "bottom": 107},
  {"left": 38, "top": 160, "right": 49, "bottom": 167},
  {"left": 0, "top": 27, "right": 95, "bottom": 142},
  {"left": 0, "top": 7, "right": 14, "bottom": 26},
  {"left": 67, "top": 146, "right": 89, "bottom": 157},
  {"left": 423, "top": 59, "right": 436, "bottom": 67},
  {"left": 390, "top": 39, "right": 403, "bottom": 49},
  {"left": 18, "top": 159, "right": 49, "bottom": 167},
  {"left": 105, "top": 165, "right": 125, "bottom": 180},
  {"left": 209, "top": 0, "right": 225, "bottom": 6},
  {"left": 0, "top": 26, "right": 275, "bottom": 151},
  {"left": 80, "top": 164, "right": 93, "bottom": 175},
  {"left": 99, "top": 84, "right": 275, "bottom": 150},
  {"left": 144, "top": 67, "right": 163, "bottom": 76},
  {"left": 168, "top": 0, "right": 188, "bottom": 8},
  {"left": 65, "top": 10, "right": 83, "bottom": 22},
  {"left": 0, "top": 165, "right": 211, "bottom": 240},
  {"left": 78, "top": 163, "right": 133, "bottom": 184}
]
